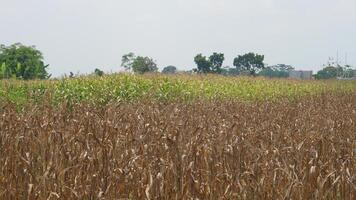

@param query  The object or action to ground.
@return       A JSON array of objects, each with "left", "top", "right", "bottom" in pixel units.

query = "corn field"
[
  {"left": 0, "top": 74, "right": 355, "bottom": 199},
  {"left": 1, "top": 74, "right": 355, "bottom": 106}
]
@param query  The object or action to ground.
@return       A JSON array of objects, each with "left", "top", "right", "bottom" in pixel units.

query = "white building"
[{"left": 289, "top": 70, "right": 313, "bottom": 80}]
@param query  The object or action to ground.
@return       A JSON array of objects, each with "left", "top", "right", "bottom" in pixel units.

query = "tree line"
[
  {"left": 121, "top": 52, "right": 266, "bottom": 76},
  {"left": 0, "top": 43, "right": 354, "bottom": 80}
]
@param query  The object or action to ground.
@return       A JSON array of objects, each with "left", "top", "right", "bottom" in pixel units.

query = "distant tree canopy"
[
  {"left": 0, "top": 43, "right": 50, "bottom": 80},
  {"left": 343, "top": 65, "right": 356, "bottom": 78},
  {"left": 194, "top": 54, "right": 212, "bottom": 73},
  {"left": 94, "top": 68, "right": 104, "bottom": 76},
  {"left": 233, "top": 53, "right": 265, "bottom": 76},
  {"left": 162, "top": 65, "right": 177, "bottom": 74},
  {"left": 259, "top": 64, "right": 294, "bottom": 78},
  {"left": 209, "top": 53, "right": 224, "bottom": 74},
  {"left": 315, "top": 66, "right": 343, "bottom": 79},
  {"left": 194, "top": 52, "right": 224, "bottom": 74},
  {"left": 121, "top": 53, "right": 158, "bottom": 74},
  {"left": 121, "top": 52, "right": 135, "bottom": 70},
  {"left": 314, "top": 58, "right": 356, "bottom": 79}
]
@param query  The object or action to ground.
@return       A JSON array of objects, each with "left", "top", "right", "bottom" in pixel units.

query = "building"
[{"left": 289, "top": 70, "right": 313, "bottom": 80}]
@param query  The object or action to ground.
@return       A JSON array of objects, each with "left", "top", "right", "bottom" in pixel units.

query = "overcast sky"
[{"left": 1, "top": 0, "right": 355, "bottom": 77}]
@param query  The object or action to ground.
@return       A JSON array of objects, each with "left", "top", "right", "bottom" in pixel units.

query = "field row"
[
  {"left": 0, "top": 92, "right": 355, "bottom": 199},
  {"left": 1, "top": 74, "right": 355, "bottom": 106}
]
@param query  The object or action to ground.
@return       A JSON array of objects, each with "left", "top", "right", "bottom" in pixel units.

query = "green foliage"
[
  {"left": 121, "top": 52, "right": 135, "bottom": 71},
  {"left": 132, "top": 56, "right": 157, "bottom": 74},
  {"left": 315, "top": 66, "right": 341, "bottom": 79},
  {"left": 0, "top": 63, "right": 7, "bottom": 79},
  {"left": 259, "top": 64, "right": 294, "bottom": 78},
  {"left": 94, "top": 68, "right": 104, "bottom": 76},
  {"left": 121, "top": 53, "right": 157, "bottom": 74},
  {"left": 162, "top": 66, "right": 177, "bottom": 74},
  {"left": 233, "top": 52, "right": 265, "bottom": 76},
  {"left": 194, "top": 54, "right": 212, "bottom": 73},
  {"left": 340, "top": 65, "right": 355, "bottom": 78},
  {"left": 194, "top": 52, "right": 224, "bottom": 74},
  {"left": 1, "top": 74, "right": 355, "bottom": 107},
  {"left": 209, "top": 53, "right": 224, "bottom": 73},
  {"left": 315, "top": 61, "right": 355, "bottom": 79},
  {"left": 0, "top": 43, "right": 50, "bottom": 80}
]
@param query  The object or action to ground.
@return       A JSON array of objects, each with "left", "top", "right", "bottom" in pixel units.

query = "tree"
[
  {"left": 162, "top": 65, "right": 177, "bottom": 74},
  {"left": 121, "top": 53, "right": 158, "bottom": 74},
  {"left": 317, "top": 66, "right": 338, "bottom": 79},
  {"left": 94, "top": 68, "right": 104, "bottom": 76},
  {"left": 194, "top": 53, "right": 225, "bottom": 74},
  {"left": 194, "top": 54, "right": 211, "bottom": 73},
  {"left": 314, "top": 59, "right": 347, "bottom": 79},
  {"left": 0, "top": 43, "right": 50, "bottom": 79},
  {"left": 209, "top": 53, "right": 224, "bottom": 73},
  {"left": 341, "top": 65, "right": 355, "bottom": 78},
  {"left": 121, "top": 52, "right": 135, "bottom": 71},
  {"left": 315, "top": 66, "right": 340, "bottom": 79},
  {"left": 233, "top": 52, "right": 265, "bottom": 76},
  {"left": 132, "top": 56, "right": 158, "bottom": 74},
  {"left": 258, "top": 64, "right": 294, "bottom": 78}
]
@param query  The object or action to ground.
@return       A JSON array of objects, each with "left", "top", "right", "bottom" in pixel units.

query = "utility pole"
[
  {"left": 336, "top": 50, "right": 339, "bottom": 66},
  {"left": 345, "top": 52, "right": 348, "bottom": 65}
]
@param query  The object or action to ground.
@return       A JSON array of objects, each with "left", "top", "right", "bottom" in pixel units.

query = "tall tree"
[
  {"left": 233, "top": 52, "right": 265, "bottom": 76},
  {"left": 121, "top": 53, "right": 158, "bottom": 74},
  {"left": 0, "top": 43, "right": 50, "bottom": 79},
  {"left": 194, "top": 54, "right": 211, "bottom": 73},
  {"left": 209, "top": 53, "right": 224, "bottom": 74},
  {"left": 162, "top": 65, "right": 177, "bottom": 74},
  {"left": 132, "top": 56, "right": 158, "bottom": 74},
  {"left": 315, "top": 66, "right": 340, "bottom": 79},
  {"left": 121, "top": 52, "right": 135, "bottom": 71},
  {"left": 194, "top": 53, "right": 225, "bottom": 74}
]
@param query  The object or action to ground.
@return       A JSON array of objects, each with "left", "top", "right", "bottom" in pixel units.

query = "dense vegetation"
[
  {"left": 0, "top": 43, "right": 50, "bottom": 80},
  {"left": 0, "top": 87, "right": 355, "bottom": 199},
  {"left": 315, "top": 64, "right": 355, "bottom": 79},
  {"left": 1, "top": 42, "right": 355, "bottom": 199},
  {"left": 1, "top": 74, "right": 355, "bottom": 107}
]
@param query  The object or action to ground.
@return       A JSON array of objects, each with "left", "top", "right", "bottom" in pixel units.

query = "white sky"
[{"left": 1, "top": 0, "right": 355, "bottom": 76}]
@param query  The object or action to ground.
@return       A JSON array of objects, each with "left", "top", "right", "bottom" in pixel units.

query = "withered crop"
[{"left": 0, "top": 91, "right": 355, "bottom": 199}]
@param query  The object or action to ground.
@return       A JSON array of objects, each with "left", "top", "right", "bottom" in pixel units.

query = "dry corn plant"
[{"left": 0, "top": 92, "right": 355, "bottom": 199}]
